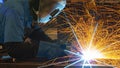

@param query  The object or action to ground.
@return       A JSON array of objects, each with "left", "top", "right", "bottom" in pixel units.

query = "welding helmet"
[{"left": 30, "top": 0, "right": 66, "bottom": 23}]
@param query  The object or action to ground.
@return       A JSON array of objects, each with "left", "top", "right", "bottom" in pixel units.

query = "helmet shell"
[{"left": 38, "top": 0, "right": 66, "bottom": 23}]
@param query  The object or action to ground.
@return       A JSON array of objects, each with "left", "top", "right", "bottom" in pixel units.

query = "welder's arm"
[{"left": 29, "top": 24, "right": 53, "bottom": 42}]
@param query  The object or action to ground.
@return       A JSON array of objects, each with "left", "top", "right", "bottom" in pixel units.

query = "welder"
[{"left": 0, "top": 0, "right": 66, "bottom": 60}]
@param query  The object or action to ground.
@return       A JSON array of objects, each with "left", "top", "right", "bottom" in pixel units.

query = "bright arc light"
[{"left": 82, "top": 49, "right": 104, "bottom": 61}]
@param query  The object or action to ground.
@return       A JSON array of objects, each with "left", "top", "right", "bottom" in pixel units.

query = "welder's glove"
[{"left": 37, "top": 41, "right": 67, "bottom": 59}]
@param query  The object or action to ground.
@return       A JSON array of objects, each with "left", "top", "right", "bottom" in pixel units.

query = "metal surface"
[
  {"left": 0, "top": 63, "right": 114, "bottom": 68},
  {"left": 59, "top": 64, "right": 114, "bottom": 68}
]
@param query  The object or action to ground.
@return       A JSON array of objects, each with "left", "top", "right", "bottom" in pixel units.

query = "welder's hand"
[
  {"left": 37, "top": 41, "right": 67, "bottom": 59},
  {"left": 24, "top": 37, "right": 32, "bottom": 44}
]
